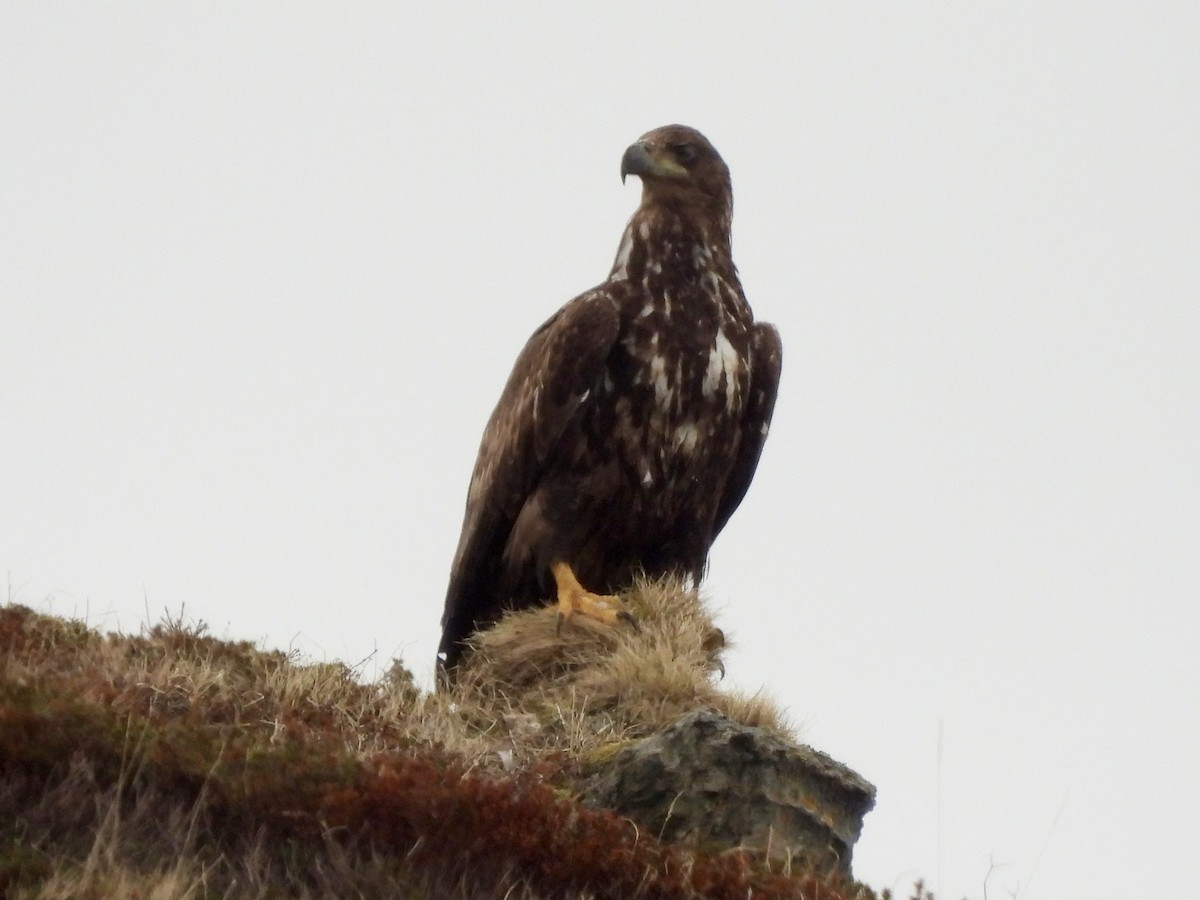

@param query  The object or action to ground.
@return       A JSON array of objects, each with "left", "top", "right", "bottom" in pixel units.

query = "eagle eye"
[{"left": 672, "top": 143, "right": 698, "bottom": 165}]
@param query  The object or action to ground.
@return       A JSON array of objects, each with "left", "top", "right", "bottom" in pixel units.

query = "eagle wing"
[
  {"left": 440, "top": 289, "right": 622, "bottom": 663},
  {"left": 712, "top": 321, "right": 783, "bottom": 540}
]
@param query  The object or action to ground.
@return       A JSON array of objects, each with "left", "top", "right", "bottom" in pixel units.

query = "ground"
[{"left": 0, "top": 578, "right": 903, "bottom": 899}]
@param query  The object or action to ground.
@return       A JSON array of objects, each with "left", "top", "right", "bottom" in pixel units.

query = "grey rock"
[{"left": 580, "top": 709, "right": 875, "bottom": 877}]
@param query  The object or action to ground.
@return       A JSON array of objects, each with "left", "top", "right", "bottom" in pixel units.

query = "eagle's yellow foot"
[{"left": 551, "top": 561, "right": 639, "bottom": 635}]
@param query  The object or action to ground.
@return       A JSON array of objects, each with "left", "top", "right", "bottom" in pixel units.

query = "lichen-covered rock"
[{"left": 580, "top": 709, "right": 875, "bottom": 877}]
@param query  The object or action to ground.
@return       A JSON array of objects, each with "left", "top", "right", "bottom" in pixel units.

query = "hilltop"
[{"left": 0, "top": 577, "right": 909, "bottom": 899}]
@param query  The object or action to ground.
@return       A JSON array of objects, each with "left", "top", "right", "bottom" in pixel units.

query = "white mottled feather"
[{"left": 703, "top": 328, "right": 742, "bottom": 408}]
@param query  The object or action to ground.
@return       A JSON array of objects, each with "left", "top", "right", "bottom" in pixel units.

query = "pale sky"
[{"left": 2, "top": 5, "right": 1197, "bottom": 899}]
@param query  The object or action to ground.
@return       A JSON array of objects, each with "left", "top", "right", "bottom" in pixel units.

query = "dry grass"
[
  {"left": 435, "top": 574, "right": 790, "bottom": 769},
  {"left": 0, "top": 576, "right": 878, "bottom": 899}
]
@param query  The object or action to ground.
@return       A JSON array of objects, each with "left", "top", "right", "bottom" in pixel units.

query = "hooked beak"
[{"left": 621, "top": 141, "right": 655, "bottom": 184}]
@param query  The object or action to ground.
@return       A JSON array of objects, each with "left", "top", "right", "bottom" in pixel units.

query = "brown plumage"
[{"left": 438, "top": 125, "right": 782, "bottom": 673}]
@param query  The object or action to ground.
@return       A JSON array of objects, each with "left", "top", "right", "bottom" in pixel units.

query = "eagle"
[{"left": 438, "top": 124, "right": 781, "bottom": 674}]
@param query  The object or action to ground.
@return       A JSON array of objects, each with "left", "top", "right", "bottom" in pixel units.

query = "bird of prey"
[{"left": 438, "top": 124, "right": 781, "bottom": 674}]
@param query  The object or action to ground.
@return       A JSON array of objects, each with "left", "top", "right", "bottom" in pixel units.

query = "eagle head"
[{"left": 620, "top": 124, "right": 733, "bottom": 220}]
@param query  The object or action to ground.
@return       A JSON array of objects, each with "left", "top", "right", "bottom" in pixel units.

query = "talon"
[
  {"left": 551, "top": 561, "right": 637, "bottom": 633},
  {"left": 617, "top": 609, "right": 640, "bottom": 632}
]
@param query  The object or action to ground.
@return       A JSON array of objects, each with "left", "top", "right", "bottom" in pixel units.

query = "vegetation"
[{"left": 1, "top": 577, "right": 895, "bottom": 898}]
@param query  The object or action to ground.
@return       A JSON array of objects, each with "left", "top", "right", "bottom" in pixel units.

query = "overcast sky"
[{"left": 2, "top": 4, "right": 1197, "bottom": 899}]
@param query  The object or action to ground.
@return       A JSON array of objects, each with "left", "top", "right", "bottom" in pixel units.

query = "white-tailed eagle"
[{"left": 438, "top": 125, "right": 782, "bottom": 674}]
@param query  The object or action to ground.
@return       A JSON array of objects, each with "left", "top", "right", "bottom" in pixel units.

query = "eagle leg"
[{"left": 551, "top": 561, "right": 638, "bottom": 635}]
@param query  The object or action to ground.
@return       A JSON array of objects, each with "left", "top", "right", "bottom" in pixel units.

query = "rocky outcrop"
[{"left": 581, "top": 709, "right": 876, "bottom": 877}]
